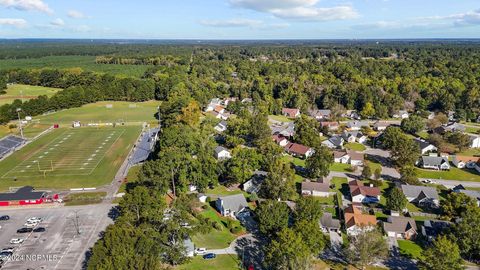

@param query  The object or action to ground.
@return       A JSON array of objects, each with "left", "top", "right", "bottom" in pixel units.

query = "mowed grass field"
[
  {"left": 0, "top": 84, "right": 61, "bottom": 105},
  {"left": 0, "top": 56, "right": 151, "bottom": 77},
  {"left": 0, "top": 126, "right": 141, "bottom": 191},
  {"left": 31, "top": 101, "right": 159, "bottom": 126}
]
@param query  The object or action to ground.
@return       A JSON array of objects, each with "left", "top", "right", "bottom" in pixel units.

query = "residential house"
[
  {"left": 301, "top": 180, "right": 331, "bottom": 197},
  {"left": 434, "top": 122, "right": 466, "bottom": 134},
  {"left": 333, "top": 150, "right": 350, "bottom": 164},
  {"left": 349, "top": 180, "right": 381, "bottom": 204},
  {"left": 320, "top": 212, "right": 341, "bottom": 233},
  {"left": 342, "top": 131, "right": 367, "bottom": 144},
  {"left": 401, "top": 185, "right": 440, "bottom": 208},
  {"left": 421, "top": 220, "right": 451, "bottom": 241},
  {"left": 414, "top": 138, "right": 438, "bottom": 155},
  {"left": 427, "top": 111, "right": 436, "bottom": 120},
  {"left": 197, "top": 193, "right": 208, "bottom": 203},
  {"left": 214, "top": 120, "right": 228, "bottom": 133},
  {"left": 322, "top": 136, "right": 344, "bottom": 149},
  {"left": 346, "top": 121, "right": 369, "bottom": 131},
  {"left": 270, "top": 121, "right": 295, "bottom": 138},
  {"left": 393, "top": 110, "right": 409, "bottom": 119},
  {"left": 205, "top": 98, "right": 222, "bottom": 112},
  {"left": 348, "top": 150, "right": 365, "bottom": 166},
  {"left": 344, "top": 110, "right": 361, "bottom": 120},
  {"left": 282, "top": 108, "right": 300, "bottom": 118},
  {"left": 309, "top": 109, "right": 331, "bottom": 120},
  {"left": 470, "top": 135, "right": 480, "bottom": 148},
  {"left": 215, "top": 194, "right": 249, "bottom": 218},
  {"left": 475, "top": 160, "right": 480, "bottom": 173},
  {"left": 452, "top": 155, "right": 480, "bottom": 169},
  {"left": 285, "top": 142, "right": 314, "bottom": 158},
  {"left": 214, "top": 146, "right": 231, "bottom": 160},
  {"left": 344, "top": 204, "right": 377, "bottom": 236},
  {"left": 320, "top": 121, "right": 339, "bottom": 131},
  {"left": 272, "top": 134, "right": 289, "bottom": 147},
  {"left": 459, "top": 190, "right": 480, "bottom": 207},
  {"left": 242, "top": 171, "right": 268, "bottom": 194},
  {"left": 383, "top": 216, "right": 418, "bottom": 240},
  {"left": 373, "top": 121, "right": 390, "bottom": 131},
  {"left": 420, "top": 156, "right": 450, "bottom": 170}
]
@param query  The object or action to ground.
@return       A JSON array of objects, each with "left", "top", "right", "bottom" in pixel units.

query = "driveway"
[{"left": 329, "top": 231, "right": 343, "bottom": 251}]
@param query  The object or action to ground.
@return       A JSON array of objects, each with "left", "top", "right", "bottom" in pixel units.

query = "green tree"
[
  {"left": 374, "top": 167, "right": 382, "bottom": 180},
  {"left": 419, "top": 235, "right": 464, "bottom": 270},
  {"left": 293, "top": 115, "right": 322, "bottom": 148},
  {"left": 399, "top": 166, "right": 421, "bottom": 185},
  {"left": 361, "top": 164, "right": 372, "bottom": 180},
  {"left": 295, "top": 196, "right": 323, "bottom": 222},
  {"left": 264, "top": 228, "right": 313, "bottom": 270},
  {"left": 344, "top": 229, "right": 388, "bottom": 269},
  {"left": 385, "top": 187, "right": 407, "bottom": 212},
  {"left": 305, "top": 146, "right": 333, "bottom": 178},
  {"left": 401, "top": 114, "right": 425, "bottom": 134},
  {"left": 263, "top": 160, "right": 296, "bottom": 200},
  {"left": 441, "top": 192, "right": 477, "bottom": 219},
  {"left": 293, "top": 220, "right": 327, "bottom": 254},
  {"left": 391, "top": 136, "right": 419, "bottom": 167},
  {"left": 360, "top": 102, "right": 375, "bottom": 119},
  {"left": 256, "top": 200, "right": 290, "bottom": 237},
  {"left": 453, "top": 206, "right": 480, "bottom": 261},
  {"left": 224, "top": 147, "right": 262, "bottom": 184}
]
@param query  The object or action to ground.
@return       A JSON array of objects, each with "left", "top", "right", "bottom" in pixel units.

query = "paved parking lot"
[{"left": 0, "top": 204, "right": 114, "bottom": 270}]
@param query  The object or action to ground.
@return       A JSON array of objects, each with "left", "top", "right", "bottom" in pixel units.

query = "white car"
[
  {"left": 9, "top": 239, "right": 24, "bottom": 244},
  {"left": 195, "top": 248, "right": 207, "bottom": 255},
  {"left": 24, "top": 221, "right": 39, "bottom": 228},
  {"left": 27, "top": 217, "right": 42, "bottom": 223}
]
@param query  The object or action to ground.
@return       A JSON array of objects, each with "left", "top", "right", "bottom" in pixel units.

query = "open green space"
[
  {"left": 466, "top": 126, "right": 480, "bottom": 134},
  {"left": 117, "top": 165, "right": 141, "bottom": 194},
  {"left": 397, "top": 240, "right": 424, "bottom": 260},
  {"left": 330, "top": 162, "right": 352, "bottom": 172},
  {"left": 416, "top": 167, "right": 480, "bottom": 182},
  {"left": 30, "top": 100, "right": 159, "bottom": 126},
  {"left": 177, "top": 255, "right": 240, "bottom": 270},
  {"left": 457, "top": 148, "right": 480, "bottom": 156},
  {"left": 344, "top": 142, "right": 366, "bottom": 151},
  {"left": 192, "top": 205, "right": 243, "bottom": 249},
  {"left": 0, "top": 126, "right": 141, "bottom": 191},
  {"left": 268, "top": 114, "right": 293, "bottom": 122},
  {"left": 0, "top": 56, "right": 151, "bottom": 77},
  {"left": 64, "top": 191, "right": 107, "bottom": 206},
  {"left": 0, "top": 84, "right": 61, "bottom": 105}
]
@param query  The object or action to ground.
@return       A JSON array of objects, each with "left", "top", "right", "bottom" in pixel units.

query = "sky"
[{"left": 0, "top": 0, "right": 480, "bottom": 39}]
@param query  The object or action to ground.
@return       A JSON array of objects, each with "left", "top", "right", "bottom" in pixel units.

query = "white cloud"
[
  {"left": 230, "top": 0, "right": 358, "bottom": 21},
  {"left": 68, "top": 10, "right": 85, "bottom": 19},
  {"left": 50, "top": 18, "right": 64, "bottom": 26},
  {"left": 0, "top": 0, "right": 53, "bottom": 14},
  {"left": 0, "top": 18, "right": 27, "bottom": 28},
  {"left": 200, "top": 18, "right": 263, "bottom": 28}
]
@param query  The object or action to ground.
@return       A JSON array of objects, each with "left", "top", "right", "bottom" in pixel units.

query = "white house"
[
  {"left": 333, "top": 150, "right": 350, "bottom": 164},
  {"left": 72, "top": 121, "right": 81, "bottom": 128},
  {"left": 420, "top": 156, "right": 450, "bottom": 170},
  {"left": 205, "top": 98, "right": 222, "bottom": 112},
  {"left": 214, "top": 120, "right": 228, "bottom": 133},
  {"left": 272, "top": 134, "right": 289, "bottom": 147},
  {"left": 393, "top": 110, "right": 409, "bottom": 119},
  {"left": 322, "top": 136, "right": 344, "bottom": 149},
  {"left": 470, "top": 135, "right": 480, "bottom": 148},
  {"left": 214, "top": 146, "right": 231, "bottom": 160},
  {"left": 344, "top": 205, "right": 377, "bottom": 236},
  {"left": 349, "top": 180, "right": 381, "bottom": 204},
  {"left": 301, "top": 181, "right": 331, "bottom": 197},
  {"left": 452, "top": 155, "right": 479, "bottom": 169},
  {"left": 342, "top": 131, "right": 367, "bottom": 144},
  {"left": 414, "top": 138, "right": 438, "bottom": 155},
  {"left": 215, "top": 194, "right": 248, "bottom": 218}
]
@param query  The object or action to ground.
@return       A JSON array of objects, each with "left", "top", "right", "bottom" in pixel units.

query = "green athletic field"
[
  {"left": 0, "top": 84, "right": 61, "bottom": 105},
  {"left": 31, "top": 100, "right": 159, "bottom": 125},
  {"left": 0, "top": 126, "right": 141, "bottom": 191}
]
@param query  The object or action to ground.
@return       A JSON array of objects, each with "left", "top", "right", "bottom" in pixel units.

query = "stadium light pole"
[{"left": 16, "top": 108, "right": 24, "bottom": 139}]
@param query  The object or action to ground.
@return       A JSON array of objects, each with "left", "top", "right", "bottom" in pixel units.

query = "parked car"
[
  {"left": 203, "top": 253, "right": 216, "bottom": 260},
  {"left": 0, "top": 251, "right": 12, "bottom": 261},
  {"left": 195, "top": 248, "right": 207, "bottom": 255},
  {"left": 17, "top": 228, "right": 33, "bottom": 233},
  {"left": 1, "top": 248, "right": 14, "bottom": 253},
  {"left": 24, "top": 221, "right": 38, "bottom": 228},
  {"left": 26, "top": 217, "right": 42, "bottom": 223},
  {"left": 33, "top": 227, "right": 46, "bottom": 233},
  {"left": 0, "top": 215, "right": 10, "bottom": 221},
  {"left": 9, "top": 239, "right": 24, "bottom": 244}
]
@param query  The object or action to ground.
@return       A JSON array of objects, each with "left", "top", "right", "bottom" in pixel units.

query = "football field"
[{"left": 0, "top": 126, "right": 141, "bottom": 190}]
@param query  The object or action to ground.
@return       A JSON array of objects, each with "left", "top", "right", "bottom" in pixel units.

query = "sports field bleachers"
[{"left": 0, "top": 136, "right": 27, "bottom": 158}]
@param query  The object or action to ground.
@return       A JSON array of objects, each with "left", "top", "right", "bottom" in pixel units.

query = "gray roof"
[
  {"left": 459, "top": 190, "right": 480, "bottom": 201},
  {"left": 421, "top": 156, "right": 448, "bottom": 167},
  {"left": 414, "top": 138, "right": 435, "bottom": 150},
  {"left": 218, "top": 194, "right": 248, "bottom": 213},
  {"left": 401, "top": 185, "right": 439, "bottom": 200},
  {"left": 328, "top": 136, "right": 344, "bottom": 147},
  {"left": 384, "top": 216, "right": 417, "bottom": 234},
  {"left": 215, "top": 146, "right": 229, "bottom": 155},
  {"left": 301, "top": 181, "right": 330, "bottom": 193},
  {"left": 320, "top": 212, "right": 341, "bottom": 229},
  {"left": 347, "top": 121, "right": 369, "bottom": 128}
]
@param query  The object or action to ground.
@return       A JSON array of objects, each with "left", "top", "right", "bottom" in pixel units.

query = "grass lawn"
[
  {"left": 0, "top": 126, "right": 141, "bottom": 191},
  {"left": 64, "top": 191, "right": 107, "bottom": 206},
  {"left": 398, "top": 240, "right": 424, "bottom": 260},
  {"left": 268, "top": 114, "right": 293, "bottom": 122},
  {"left": 344, "top": 142, "right": 366, "bottom": 151},
  {"left": 0, "top": 56, "right": 151, "bottom": 77},
  {"left": 30, "top": 100, "right": 159, "bottom": 126},
  {"left": 465, "top": 126, "right": 480, "bottom": 134},
  {"left": 314, "top": 195, "right": 335, "bottom": 205},
  {"left": 417, "top": 131, "right": 429, "bottom": 140},
  {"left": 192, "top": 206, "right": 243, "bottom": 249},
  {"left": 416, "top": 167, "right": 480, "bottom": 182},
  {"left": 177, "top": 255, "right": 240, "bottom": 270},
  {"left": 118, "top": 165, "right": 141, "bottom": 194},
  {"left": 457, "top": 148, "right": 480, "bottom": 156},
  {"left": 330, "top": 163, "right": 352, "bottom": 172},
  {"left": 0, "top": 84, "right": 61, "bottom": 105}
]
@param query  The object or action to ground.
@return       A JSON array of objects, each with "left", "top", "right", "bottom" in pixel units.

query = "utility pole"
[{"left": 16, "top": 108, "right": 24, "bottom": 139}]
